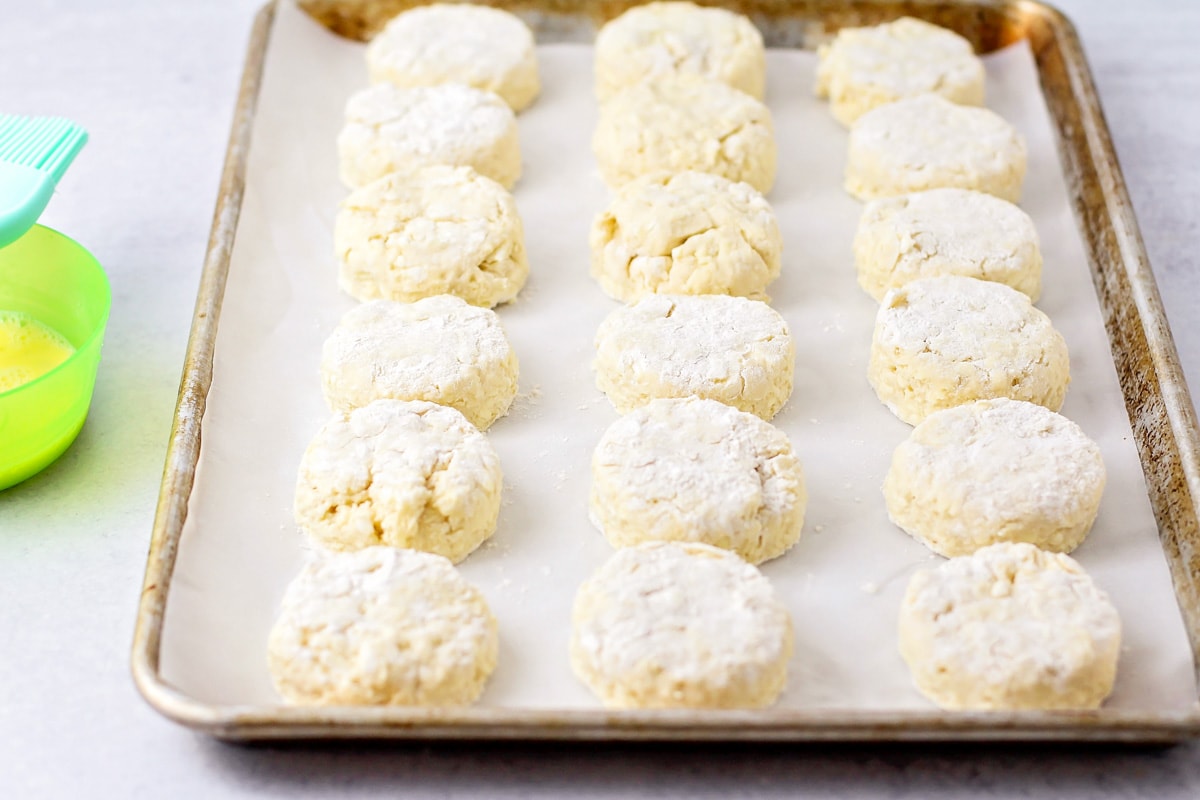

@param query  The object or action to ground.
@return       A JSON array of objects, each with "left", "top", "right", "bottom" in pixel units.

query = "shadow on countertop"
[{"left": 196, "top": 736, "right": 1200, "bottom": 798}]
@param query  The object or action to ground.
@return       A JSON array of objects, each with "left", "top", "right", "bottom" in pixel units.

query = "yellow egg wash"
[{"left": 0, "top": 311, "right": 76, "bottom": 393}]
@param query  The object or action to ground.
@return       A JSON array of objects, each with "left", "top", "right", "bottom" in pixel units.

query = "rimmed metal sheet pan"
[{"left": 131, "top": 0, "right": 1200, "bottom": 741}]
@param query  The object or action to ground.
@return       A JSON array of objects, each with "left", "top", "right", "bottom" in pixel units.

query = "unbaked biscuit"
[
  {"left": 594, "top": 1, "right": 765, "bottom": 102},
  {"left": 868, "top": 275, "right": 1069, "bottom": 425},
  {"left": 885, "top": 398, "right": 1106, "bottom": 557},
  {"left": 294, "top": 399, "right": 503, "bottom": 562},
  {"left": 335, "top": 165, "right": 528, "bottom": 307},
  {"left": 338, "top": 84, "right": 520, "bottom": 189},
  {"left": 854, "top": 188, "right": 1042, "bottom": 301},
  {"left": 816, "top": 17, "right": 985, "bottom": 126},
  {"left": 267, "top": 546, "right": 498, "bottom": 706},
  {"left": 366, "top": 4, "right": 540, "bottom": 112},
  {"left": 321, "top": 296, "right": 518, "bottom": 430},
  {"left": 590, "top": 397, "right": 806, "bottom": 564},
  {"left": 590, "top": 170, "right": 781, "bottom": 302},
  {"left": 845, "top": 93, "right": 1025, "bottom": 202},
  {"left": 570, "top": 541, "right": 793, "bottom": 708},
  {"left": 593, "top": 75, "right": 776, "bottom": 192},
  {"left": 898, "top": 542, "right": 1121, "bottom": 710},
  {"left": 594, "top": 294, "right": 794, "bottom": 419}
]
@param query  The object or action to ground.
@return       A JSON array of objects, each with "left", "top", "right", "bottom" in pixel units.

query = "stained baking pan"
[{"left": 131, "top": 0, "right": 1200, "bottom": 741}]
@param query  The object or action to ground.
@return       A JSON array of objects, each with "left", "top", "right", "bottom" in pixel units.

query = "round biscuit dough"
[
  {"left": 898, "top": 541, "right": 1121, "bottom": 710},
  {"left": 321, "top": 296, "right": 518, "bottom": 430},
  {"left": 267, "top": 546, "right": 498, "bottom": 706},
  {"left": 338, "top": 83, "right": 520, "bottom": 189},
  {"left": 868, "top": 275, "right": 1069, "bottom": 425},
  {"left": 569, "top": 541, "right": 794, "bottom": 709},
  {"left": 590, "top": 397, "right": 806, "bottom": 564},
  {"left": 593, "top": 294, "right": 795, "bottom": 419},
  {"left": 593, "top": 75, "right": 776, "bottom": 193},
  {"left": 845, "top": 93, "right": 1026, "bottom": 202},
  {"left": 594, "top": 1, "right": 765, "bottom": 102},
  {"left": 335, "top": 165, "right": 528, "bottom": 307},
  {"left": 294, "top": 399, "right": 503, "bottom": 562},
  {"left": 366, "top": 4, "right": 540, "bottom": 112},
  {"left": 816, "top": 17, "right": 985, "bottom": 126},
  {"left": 884, "top": 398, "right": 1106, "bottom": 557},
  {"left": 854, "top": 188, "right": 1042, "bottom": 301},
  {"left": 590, "top": 170, "right": 781, "bottom": 302}
]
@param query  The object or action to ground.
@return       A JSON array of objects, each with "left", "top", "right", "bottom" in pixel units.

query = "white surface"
[
  {"left": 2, "top": 0, "right": 1200, "bottom": 797},
  {"left": 161, "top": 1, "right": 1193, "bottom": 713}
]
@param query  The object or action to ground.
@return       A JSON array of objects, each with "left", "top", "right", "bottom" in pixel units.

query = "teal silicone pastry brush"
[{"left": 0, "top": 114, "right": 88, "bottom": 248}]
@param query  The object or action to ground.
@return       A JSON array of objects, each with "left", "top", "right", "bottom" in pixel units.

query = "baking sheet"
[{"left": 159, "top": 0, "right": 1197, "bottom": 712}]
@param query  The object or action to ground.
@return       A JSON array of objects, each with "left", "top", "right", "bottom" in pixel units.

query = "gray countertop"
[{"left": 2, "top": 0, "right": 1198, "bottom": 796}]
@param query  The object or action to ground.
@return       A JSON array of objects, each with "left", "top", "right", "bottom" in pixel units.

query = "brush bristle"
[
  {"left": 0, "top": 115, "right": 88, "bottom": 178},
  {"left": 45, "top": 126, "right": 88, "bottom": 182}
]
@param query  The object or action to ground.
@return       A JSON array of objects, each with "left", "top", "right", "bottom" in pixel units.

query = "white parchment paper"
[{"left": 160, "top": 1, "right": 1197, "bottom": 712}]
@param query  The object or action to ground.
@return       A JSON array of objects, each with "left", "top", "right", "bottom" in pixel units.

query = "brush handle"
[{"left": 0, "top": 162, "right": 55, "bottom": 249}]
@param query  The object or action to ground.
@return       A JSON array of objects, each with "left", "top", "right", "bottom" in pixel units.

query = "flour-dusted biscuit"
[
  {"left": 594, "top": 75, "right": 776, "bottom": 192},
  {"left": 899, "top": 542, "right": 1121, "bottom": 710},
  {"left": 591, "top": 397, "right": 805, "bottom": 564},
  {"left": 594, "top": 294, "right": 794, "bottom": 419},
  {"left": 321, "top": 296, "right": 518, "bottom": 430},
  {"left": 338, "top": 84, "right": 520, "bottom": 189},
  {"left": 594, "top": 1, "right": 765, "bottom": 102},
  {"left": 267, "top": 546, "right": 498, "bottom": 706},
  {"left": 885, "top": 399, "right": 1106, "bottom": 557},
  {"left": 845, "top": 93, "right": 1026, "bottom": 202},
  {"left": 366, "top": 4, "right": 540, "bottom": 112},
  {"left": 570, "top": 541, "right": 793, "bottom": 708},
  {"left": 816, "top": 17, "right": 985, "bottom": 126},
  {"left": 854, "top": 188, "right": 1042, "bottom": 301},
  {"left": 590, "top": 170, "right": 781, "bottom": 302},
  {"left": 868, "top": 276, "right": 1069, "bottom": 425},
  {"left": 335, "top": 165, "right": 528, "bottom": 307},
  {"left": 294, "top": 399, "right": 502, "bottom": 562}
]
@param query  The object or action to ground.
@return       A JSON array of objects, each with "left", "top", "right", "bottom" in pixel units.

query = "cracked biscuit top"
[
  {"left": 320, "top": 295, "right": 519, "bottom": 430},
  {"left": 594, "top": 1, "right": 765, "bottom": 102},
  {"left": 366, "top": 4, "right": 540, "bottom": 112},
  {"left": 338, "top": 83, "right": 521, "bottom": 189},
  {"left": 816, "top": 16, "right": 985, "bottom": 125},
  {"left": 868, "top": 275, "right": 1069, "bottom": 425},
  {"left": 570, "top": 541, "right": 794, "bottom": 708},
  {"left": 845, "top": 93, "right": 1025, "bottom": 202},
  {"left": 899, "top": 542, "right": 1120, "bottom": 710},
  {"left": 335, "top": 164, "right": 528, "bottom": 308},
  {"left": 854, "top": 188, "right": 1041, "bottom": 301},
  {"left": 590, "top": 170, "right": 781, "bottom": 303},
  {"left": 593, "top": 74, "right": 776, "bottom": 193},
  {"left": 294, "top": 399, "right": 503, "bottom": 562},
  {"left": 590, "top": 396, "right": 806, "bottom": 564},
  {"left": 268, "top": 546, "right": 498, "bottom": 706},
  {"left": 594, "top": 294, "right": 794, "bottom": 419}
]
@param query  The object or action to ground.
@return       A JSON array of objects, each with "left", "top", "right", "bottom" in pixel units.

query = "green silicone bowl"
[{"left": 0, "top": 224, "right": 110, "bottom": 491}]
